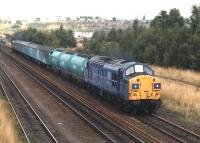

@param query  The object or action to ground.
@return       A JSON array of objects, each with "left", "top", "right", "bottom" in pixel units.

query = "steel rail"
[
  {"left": 0, "top": 76, "right": 31, "bottom": 143},
  {"left": 152, "top": 114, "right": 200, "bottom": 139},
  {"left": 0, "top": 65, "right": 58, "bottom": 143}
]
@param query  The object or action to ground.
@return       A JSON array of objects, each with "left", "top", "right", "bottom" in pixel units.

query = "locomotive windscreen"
[{"left": 125, "top": 65, "right": 154, "bottom": 76}]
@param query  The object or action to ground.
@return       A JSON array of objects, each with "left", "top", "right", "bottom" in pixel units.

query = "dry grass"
[
  {"left": 0, "top": 96, "right": 24, "bottom": 143},
  {"left": 161, "top": 78, "right": 200, "bottom": 122},
  {"left": 152, "top": 65, "right": 200, "bottom": 87},
  {"left": 152, "top": 65, "right": 200, "bottom": 122},
  {"left": 152, "top": 66, "right": 200, "bottom": 122}
]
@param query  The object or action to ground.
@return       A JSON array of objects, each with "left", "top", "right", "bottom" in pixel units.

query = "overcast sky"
[{"left": 0, "top": 0, "right": 199, "bottom": 20}]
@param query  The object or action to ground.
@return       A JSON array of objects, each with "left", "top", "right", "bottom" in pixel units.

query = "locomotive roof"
[
  {"left": 89, "top": 56, "right": 128, "bottom": 65},
  {"left": 14, "top": 40, "right": 53, "bottom": 52},
  {"left": 89, "top": 56, "right": 138, "bottom": 66},
  {"left": 89, "top": 56, "right": 148, "bottom": 71}
]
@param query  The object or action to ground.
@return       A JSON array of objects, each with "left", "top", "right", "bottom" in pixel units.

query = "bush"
[{"left": 12, "top": 26, "right": 76, "bottom": 48}]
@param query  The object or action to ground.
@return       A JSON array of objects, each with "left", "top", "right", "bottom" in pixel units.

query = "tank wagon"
[
  {"left": 49, "top": 49, "right": 88, "bottom": 81},
  {"left": 50, "top": 49, "right": 64, "bottom": 71},
  {"left": 12, "top": 40, "right": 162, "bottom": 113}
]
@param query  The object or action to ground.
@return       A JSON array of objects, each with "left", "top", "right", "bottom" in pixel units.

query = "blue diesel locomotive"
[{"left": 12, "top": 40, "right": 161, "bottom": 113}]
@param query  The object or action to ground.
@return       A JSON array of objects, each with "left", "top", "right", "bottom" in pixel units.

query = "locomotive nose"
[{"left": 128, "top": 75, "right": 161, "bottom": 100}]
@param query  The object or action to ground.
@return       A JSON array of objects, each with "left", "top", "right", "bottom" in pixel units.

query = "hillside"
[{"left": 0, "top": 19, "right": 131, "bottom": 35}]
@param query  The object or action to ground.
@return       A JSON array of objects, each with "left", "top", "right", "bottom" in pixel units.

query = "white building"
[
  {"left": 0, "top": 34, "right": 5, "bottom": 40},
  {"left": 74, "top": 32, "right": 93, "bottom": 39}
]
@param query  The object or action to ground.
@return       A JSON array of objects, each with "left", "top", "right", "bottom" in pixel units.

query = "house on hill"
[{"left": 74, "top": 32, "right": 93, "bottom": 39}]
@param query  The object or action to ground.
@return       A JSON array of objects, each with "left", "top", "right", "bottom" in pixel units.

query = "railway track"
[
  {"left": 152, "top": 114, "right": 200, "bottom": 142},
  {"left": 0, "top": 65, "right": 58, "bottom": 143},
  {"left": 0, "top": 46, "right": 160, "bottom": 142},
  {"left": 135, "top": 114, "right": 200, "bottom": 143}
]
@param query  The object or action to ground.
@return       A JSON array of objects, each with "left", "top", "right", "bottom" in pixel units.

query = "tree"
[
  {"left": 16, "top": 20, "right": 23, "bottom": 25},
  {"left": 92, "top": 31, "right": 106, "bottom": 42},
  {"left": 132, "top": 19, "right": 145, "bottom": 40},
  {"left": 32, "top": 31, "right": 49, "bottom": 45},
  {"left": 13, "top": 27, "right": 37, "bottom": 41},
  {"left": 190, "top": 5, "right": 200, "bottom": 34},
  {"left": 13, "top": 27, "right": 76, "bottom": 48},
  {"left": 101, "top": 42, "right": 120, "bottom": 57},
  {"left": 151, "top": 9, "right": 184, "bottom": 30},
  {"left": 151, "top": 10, "right": 168, "bottom": 30},
  {"left": 59, "top": 24, "right": 64, "bottom": 30},
  {"left": 107, "top": 28, "right": 117, "bottom": 41},
  {"left": 35, "top": 18, "right": 41, "bottom": 22},
  {"left": 168, "top": 8, "right": 184, "bottom": 28},
  {"left": 143, "top": 44, "right": 156, "bottom": 64},
  {"left": 112, "top": 17, "right": 116, "bottom": 22},
  {"left": 54, "top": 28, "right": 76, "bottom": 47}
]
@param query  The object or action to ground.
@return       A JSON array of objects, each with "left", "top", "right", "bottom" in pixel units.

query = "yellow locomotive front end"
[
  {"left": 128, "top": 75, "right": 162, "bottom": 113},
  {"left": 124, "top": 64, "right": 161, "bottom": 113},
  {"left": 129, "top": 75, "right": 161, "bottom": 100}
]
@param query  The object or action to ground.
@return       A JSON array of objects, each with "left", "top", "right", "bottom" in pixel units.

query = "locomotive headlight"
[
  {"left": 132, "top": 83, "right": 140, "bottom": 90},
  {"left": 154, "top": 83, "right": 161, "bottom": 89}
]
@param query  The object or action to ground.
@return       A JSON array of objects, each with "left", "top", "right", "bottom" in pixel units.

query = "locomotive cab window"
[
  {"left": 125, "top": 66, "right": 134, "bottom": 76},
  {"left": 125, "top": 65, "right": 154, "bottom": 76},
  {"left": 144, "top": 66, "right": 153, "bottom": 75}
]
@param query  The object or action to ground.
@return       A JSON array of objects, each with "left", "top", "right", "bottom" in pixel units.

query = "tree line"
[
  {"left": 12, "top": 24, "right": 76, "bottom": 48},
  {"left": 83, "top": 6, "right": 200, "bottom": 70}
]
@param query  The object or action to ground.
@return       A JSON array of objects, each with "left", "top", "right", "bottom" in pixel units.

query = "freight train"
[{"left": 12, "top": 40, "right": 162, "bottom": 114}]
